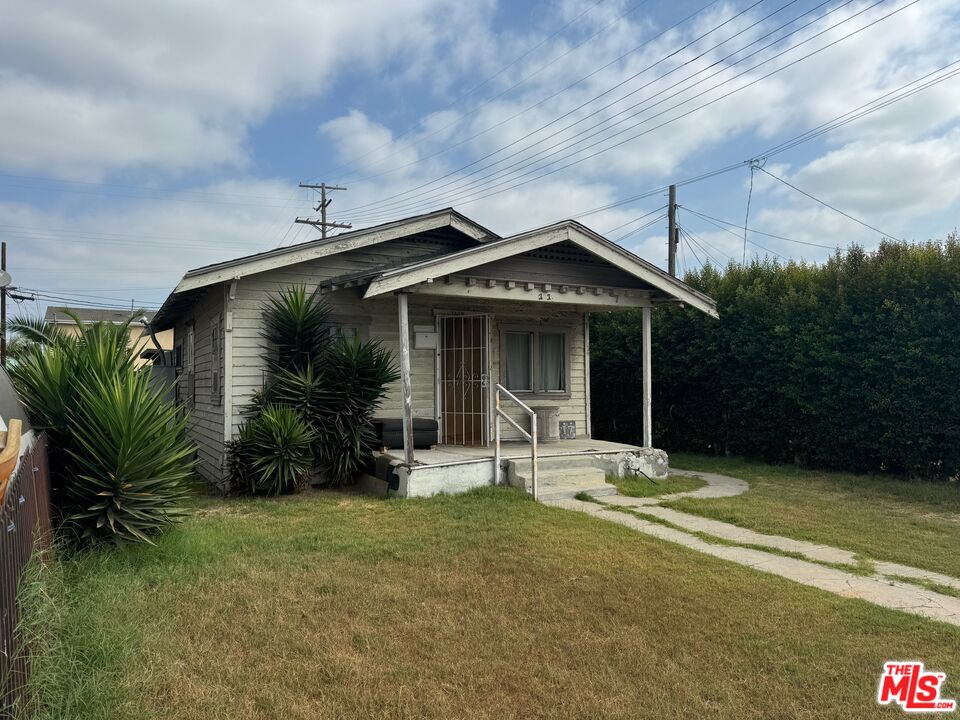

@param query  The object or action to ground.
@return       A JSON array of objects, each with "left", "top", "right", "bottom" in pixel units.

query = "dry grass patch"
[{"left": 25, "top": 487, "right": 960, "bottom": 720}]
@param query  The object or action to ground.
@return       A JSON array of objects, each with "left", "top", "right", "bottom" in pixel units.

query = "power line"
[
  {"left": 683, "top": 229, "right": 706, "bottom": 270},
  {"left": 680, "top": 227, "right": 724, "bottom": 266},
  {"left": 0, "top": 172, "right": 302, "bottom": 202},
  {"left": 600, "top": 205, "right": 667, "bottom": 236},
  {"left": 757, "top": 166, "right": 902, "bottom": 240},
  {"left": 346, "top": 0, "right": 914, "bottom": 224},
  {"left": 681, "top": 223, "right": 736, "bottom": 263},
  {"left": 682, "top": 206, "right": 828, "bottom": 253},
  {"left": 334, "top": 0, "right": 671, "bottom": 183},
  {"left": 339, "top": 0, "right": 776, "bottom": 217},
  {"left": 0, "top": 179, "right": 311, "bottom": 210},
  {"left": 612, "top": 213, "right": 669, "bottom": 243},
  {"left": 348, "top": 0, "right": 844, "bottom": 220}
]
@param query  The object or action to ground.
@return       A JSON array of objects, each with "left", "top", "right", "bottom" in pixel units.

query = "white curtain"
[
  {"left": 540, "top": 333, "right": 564, "bottom": 391},
  {"left": 504, "top": 332, "right": 531, "bottom": 390}
]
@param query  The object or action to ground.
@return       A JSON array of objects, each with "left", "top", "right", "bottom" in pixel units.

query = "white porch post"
[
  {"left": 642, "top": 305, "right": 652, "bottom": 448},
  {"left": 397, "top": 292, "right": 415, "bottom": 464}
]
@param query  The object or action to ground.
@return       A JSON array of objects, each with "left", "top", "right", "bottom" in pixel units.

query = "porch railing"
[{"left": 494, "top": 384, "right": 538, "bottom": 501}]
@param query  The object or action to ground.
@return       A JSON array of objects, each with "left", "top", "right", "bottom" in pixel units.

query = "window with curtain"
[
  {"left": 504, "top": 331, "right": 532, "bottom": 391},
  {"left": 502, "top": 326, "right": 568, "bottom": 394},
  {"left": 539, "top": 333, "right": 565, "bottom": 392}
]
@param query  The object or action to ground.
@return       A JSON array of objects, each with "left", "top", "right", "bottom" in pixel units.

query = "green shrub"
[
  {"left": 9, "top": 312, "right": 196, "bottom": 543},
  {"left": 229, "top": 405, "right": 315, "bottom": 496},
  {"left": 591, "top": 237, "right": 960, "bottom": 479}
]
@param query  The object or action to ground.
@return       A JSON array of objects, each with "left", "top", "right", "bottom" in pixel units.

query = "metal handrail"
[{"left": 494, "top": 383, "right": 538, "bottom": 501}]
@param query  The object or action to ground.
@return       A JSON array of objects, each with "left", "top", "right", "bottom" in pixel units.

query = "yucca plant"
[
  {"left": 9, "top": 311, "right": 196, "bottom": 544},
  {"left": 229, "top": 405, "right": 315, "bottom": 496},
  {"left": 229, "top": 285, "right": 399, "bottom": 490},
  {"left": 311, "top": 337, "right": 399, "bottom": 485},
  {"left": 66, "top": 372, "right": 195, "bottom": 543},
  {"left": 263, "top": 285, "right": 331, "bottom": 371}
]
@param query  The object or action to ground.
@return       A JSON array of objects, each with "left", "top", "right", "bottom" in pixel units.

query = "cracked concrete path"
[{"left": 545, "top": 469, "right": 960, "bottom": 627}]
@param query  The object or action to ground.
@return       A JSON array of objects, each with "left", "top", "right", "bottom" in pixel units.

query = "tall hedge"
[{"left": 590, "top": 236, "right": 960, "bottom": 479}]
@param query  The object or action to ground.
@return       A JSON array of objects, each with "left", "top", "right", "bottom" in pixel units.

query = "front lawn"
[
  {"left": 24, "top": 487, "right": 960, "bottom": 720},
  {"left": 667, "top": 453, "right": 960, "bottom": 578}
]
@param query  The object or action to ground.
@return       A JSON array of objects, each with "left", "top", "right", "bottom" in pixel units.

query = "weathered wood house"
[{"left": 152, "top": 208, "right": 717, "bottom": 498}]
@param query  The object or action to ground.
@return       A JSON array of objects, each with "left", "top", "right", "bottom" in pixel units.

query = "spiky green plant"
[
  {"left": 229, "top": 405, "right": 315, "bottom": 496},
  {"left": 229, "top": 285, "right": 399, "bottom": 490},
  {"left": 66, "top": 373, "right": 194, "bottom": 543},
  {"left": 311, "top": 337, "right": 399, "bottom": 484},
  {"left": 263, "top": 285, "right": 331, "bottom": 371},
  {"left": 9, "top": 311, "right": 196, "bottom": 544}
]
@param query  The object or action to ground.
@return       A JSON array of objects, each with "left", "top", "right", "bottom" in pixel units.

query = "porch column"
[
  {"left": 397, "top": 292, "right": 415, "bottom": 464},
  {"left": 642, "top": 306, "right": 652, "bottom": 448}
]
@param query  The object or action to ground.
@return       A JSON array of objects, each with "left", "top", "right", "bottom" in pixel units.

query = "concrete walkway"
[{"left": 545, "top": 469, "right": 960, "bottom": 627}]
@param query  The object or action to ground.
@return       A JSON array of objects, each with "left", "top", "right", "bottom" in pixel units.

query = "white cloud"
[{"left": 0, "top": 0, "right": 495, "bottom": 180}]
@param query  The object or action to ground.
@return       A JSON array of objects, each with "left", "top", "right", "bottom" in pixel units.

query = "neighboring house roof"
[
  {"left": 154, "top": 207, "right": 718, "bottom": 326},
  {"left": 44, "top": 306, "right": 155, "bottom": 326}
]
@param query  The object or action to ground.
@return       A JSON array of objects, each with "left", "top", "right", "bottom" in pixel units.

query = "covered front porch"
[{"left": 334, "top": 218, "right": 717, "bottom": 498}]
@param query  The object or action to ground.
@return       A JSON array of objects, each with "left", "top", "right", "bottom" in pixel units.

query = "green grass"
[
  {"left": 667, "top": 453, "right": 960, "bottom": 579},
  {"left": 611, "top": 472, "right": 707, "bottom": 498},
  {"left": 21, "top": 487, "right": 960, "bottom": 720}
]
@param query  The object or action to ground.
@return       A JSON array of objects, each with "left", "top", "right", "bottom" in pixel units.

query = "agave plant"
[
  {"left": 66, "top": 372, "right": 195, "bottom": 543},
  {"left": 229, "top": 405, "right": 314, "bottom": 496}
]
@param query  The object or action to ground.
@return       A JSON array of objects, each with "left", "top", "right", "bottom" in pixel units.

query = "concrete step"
[
  {"left": 507, "top": 454, "right": 601, "bottom": 473},
  {"left": 511, "top": 466, "right": 616, "bottom": 501}
]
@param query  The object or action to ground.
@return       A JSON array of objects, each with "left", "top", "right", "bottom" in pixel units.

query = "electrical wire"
[
  {"left": 327, "top": 0, "right": 629, "bottom": 179},
  {"left": 340, "top": 0, "right": 781, "bottom": 216},
  {"left": 757, "top": 166, "right": 902, "bottom": 239},
  {"left": 335, "top": 0, "right": 694, "bottom": 184},
  {"left": 345, "top": 0, "right": 914, "bottom": 223}
]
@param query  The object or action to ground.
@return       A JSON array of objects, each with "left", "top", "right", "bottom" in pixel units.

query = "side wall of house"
[
  {"left": 228, "top": 236, "right": 473, "bottom": 439},
  {"left": 173, "top": 287, "right": 226, "bottom": 484}
]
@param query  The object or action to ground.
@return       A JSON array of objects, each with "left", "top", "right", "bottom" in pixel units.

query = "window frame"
[
  {"left": 499, "top": 323, "right": 571, "bottom": 399},
  {"left": 328, "top": 314, "right": 371, "bottom": 342}
]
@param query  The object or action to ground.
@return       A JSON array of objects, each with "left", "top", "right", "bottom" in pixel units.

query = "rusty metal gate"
[{"left": 438, "top": 315, "right": 489, "bottom": 446}]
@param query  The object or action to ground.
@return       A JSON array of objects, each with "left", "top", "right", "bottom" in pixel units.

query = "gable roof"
[
  {"left": 362, "top": 220, "right": 718, "bottom": 317},
  {"left": 173, "top": 207, "right": 497, "bottom": 294},
  {"left": 153, "top": 207, "right": 718, "bottom": 327}
]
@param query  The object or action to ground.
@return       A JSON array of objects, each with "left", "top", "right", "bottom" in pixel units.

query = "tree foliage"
[{"left": 591, "top": 237, "right": 960, "bottom": 479}]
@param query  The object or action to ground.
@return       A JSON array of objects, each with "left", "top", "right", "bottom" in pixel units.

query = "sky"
[{"left": 2, "top": 0, "right": 959, "bottom": 315}]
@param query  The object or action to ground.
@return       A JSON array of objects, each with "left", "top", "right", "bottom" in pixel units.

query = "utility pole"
[
  {"left": 1, "top": 242, "right": 6, "bottom": 368},
  {"left": 295, "top": 182, "right": 352, "bottom": 239},
  {"left": 667, "top": 184, "right": 678, "bottom": 276}
]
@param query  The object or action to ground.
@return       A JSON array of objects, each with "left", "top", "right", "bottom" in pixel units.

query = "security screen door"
[{"left": 439, "top": 315, "right": 489, "bottom": 446}]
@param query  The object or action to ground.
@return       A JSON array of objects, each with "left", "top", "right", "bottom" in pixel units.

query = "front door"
[{"left": 438, "top": 314, "right": 489, "bottom": 446}]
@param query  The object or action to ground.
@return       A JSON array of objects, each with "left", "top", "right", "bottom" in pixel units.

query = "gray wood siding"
[
  {"left": 227, "top": 239, "right": 592, "bottom": 447},
  {"left": 174, "top": 287, "right": 226, "bottom": 484},
  {"left": 228, "top": 236, "right": 474, "bottom": 438}
]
